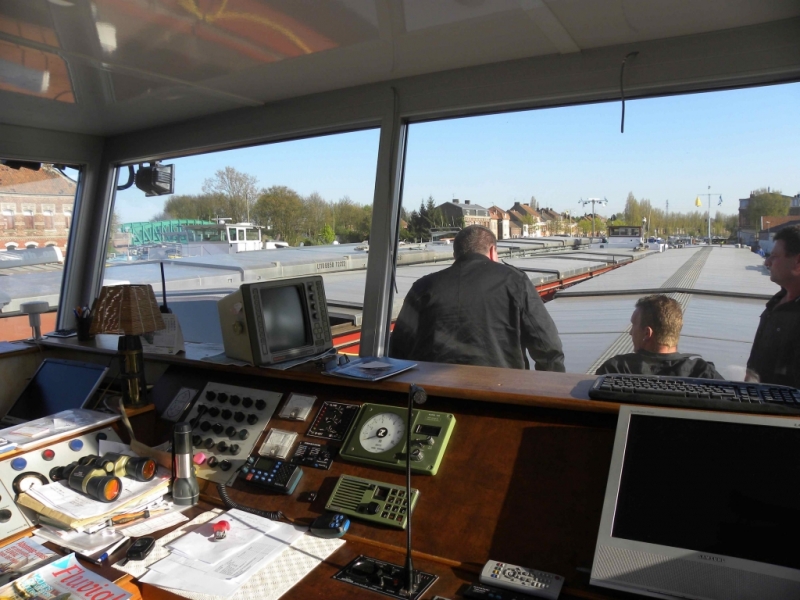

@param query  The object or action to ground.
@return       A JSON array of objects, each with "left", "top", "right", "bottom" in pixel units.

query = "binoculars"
[{"left": 50, "top": 453, "right": 157, "bottom": 503}]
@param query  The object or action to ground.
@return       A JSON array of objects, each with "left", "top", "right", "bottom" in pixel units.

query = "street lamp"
[
  {"left": 642, "top": 217, "right": 647, "bottom": 242},
  {"left": 578, "top": 197, "right": 607, "bottom": 239}
]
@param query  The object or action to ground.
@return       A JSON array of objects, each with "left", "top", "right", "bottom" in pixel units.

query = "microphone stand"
[{"left": 404, "top": 384, "right": 427, "bottom": 598}]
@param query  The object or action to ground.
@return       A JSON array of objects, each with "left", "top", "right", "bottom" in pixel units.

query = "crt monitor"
[
  {"left": 217, "top": 275, "right": 333, "bottom": 366},
  {"left": 591, "top": 406, "right": 800, "bottom": 599},
  {"left": 1, "top": 358, "right": 109, "bottom": 427}
]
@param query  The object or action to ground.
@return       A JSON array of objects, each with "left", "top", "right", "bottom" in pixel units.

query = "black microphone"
[{"left": 404, "top": 384, "right": 427, "bottom": 597}]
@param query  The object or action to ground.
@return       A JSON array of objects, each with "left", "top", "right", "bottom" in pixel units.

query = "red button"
[{"left": 42, "top": 449, "right": 55, "bottom": 461}]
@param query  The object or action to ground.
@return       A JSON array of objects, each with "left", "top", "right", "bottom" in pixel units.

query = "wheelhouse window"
[
  {"left": 390, "top": 83, "right": 800, "bottom": 376},
  {"left": 107, "top": 129, "right": 380, "bottom": 351},
  {"left": 0, "top": 163, "right": 80, "bottom": 341}
]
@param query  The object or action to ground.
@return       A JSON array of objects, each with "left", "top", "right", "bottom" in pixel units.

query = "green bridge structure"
[{"left": 119, "top": 220, "right": 214, "bottom": 246}]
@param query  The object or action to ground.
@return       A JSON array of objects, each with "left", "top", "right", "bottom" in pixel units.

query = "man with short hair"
[
  {"left": 389, "top": 225, "right": 565, "bottom": 371},
  {"left": 747, "top": 224, "right": 800, "bottom": 387},
  {"left": 595, "top": 294, "right": 723, "bottom": 378}
]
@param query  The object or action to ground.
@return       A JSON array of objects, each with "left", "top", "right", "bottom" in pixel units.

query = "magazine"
[
  {"left": 0, "top": 553, "right": 131, "bottom": 600},
  {"left": 0, "top": 538, "right": 56, "bottom": 575},
  {"left": 325, "top": 356, "right": 416, "bottom": 382}
]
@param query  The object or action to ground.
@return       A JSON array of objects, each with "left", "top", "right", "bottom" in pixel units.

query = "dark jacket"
[
  {"left": 747, "top": 289, "right": 800, "bottom": 388},
  {"left": 389, "top": 253, "right": 565, "bottom": 371},
  {"left": 595, "top": 350, "right": 724, "bottom": 379}
]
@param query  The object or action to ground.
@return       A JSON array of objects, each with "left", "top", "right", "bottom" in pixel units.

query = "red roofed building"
[{"left": 0, "top": 164, "right": 76, "bottom": 252}]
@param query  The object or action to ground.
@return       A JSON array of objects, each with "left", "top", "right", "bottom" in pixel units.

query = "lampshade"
[{"left": 89, "top": 284, "right": 166, "bottom": 336}]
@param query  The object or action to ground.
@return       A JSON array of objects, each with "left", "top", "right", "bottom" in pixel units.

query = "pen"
[{"left": 97, "top": 536, "right": 129, "bottom": 563}]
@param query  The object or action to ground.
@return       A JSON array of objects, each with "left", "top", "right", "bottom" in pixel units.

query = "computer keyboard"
[{"left": 589, "top": 374, "right": 800, "bottom": 414}]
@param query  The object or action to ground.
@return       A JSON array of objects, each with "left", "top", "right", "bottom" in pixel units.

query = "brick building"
[
  {"left": 488, "top": 206, "right": 511, "bottom": 240},
  {"left": 0, "top": 165, "right": 76, "bottom": 252},
  {"left": 437, "top": 199, "right": 492, "bottom": 229}
]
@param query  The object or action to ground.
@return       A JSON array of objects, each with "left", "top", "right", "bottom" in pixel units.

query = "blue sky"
[{"left": 115, "top": 82, "right": 799, "bottom": 223}]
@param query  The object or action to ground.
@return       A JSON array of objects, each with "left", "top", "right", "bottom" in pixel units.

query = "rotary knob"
[
  {"left": 196, "top": 405, "right": 208, "bottom": 416},
  {"left": 200, "top": 421, "right": 211, "bottom": 432},
  {"left": 226, "top": 425, "right": 237, "bottom": 438},
  {"left": 230, "top": 395, "right": 241, "bottom": 406},
  {"left": 234, "top": 411, "right": 245, "bottom": 423},
  {"left": 242, "top": 397, "right": 253, "bottom": 409},
  {"left": 219, "top": 460, "right": 232, "bottom": 471},
  {"left": 192, "top": 435, "right": 203, "bottom": 448},
  {"left": 247, "top": 414, "right": 258, "bottom": 425},
  {"left": 217, "top": 441, "right": 229, "bottom": 453},
  {"left": 218, "top": 393, "right": 228, "bottom": 404},
  {"left": 207, "top": 456, "right": 219, "bottom": 468},
  {"left": 255, "top": 399, "right": 267, "bottom": 411},
  {"left": 221, "top": 409, "right": 232, "bottom": 420},
  {"left": 205, "top": 391, "right": 216, "bottom": 401},
  {"left": 204, "top": 438, "right": 215, "bottom": 450},
  {"left": 238, "top": 429, "right": 249, "bottom": 440},
  {"left": 229, "top": 444, "right": 240, "bottom": 455},
  {"left": 212, "top": 423, "right": 224, "bottom": 435},
  {"left": 208, "top": 407, "right": 220, "bottom": 418}
]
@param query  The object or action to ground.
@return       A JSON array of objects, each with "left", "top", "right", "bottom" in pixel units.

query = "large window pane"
[
  {"left": 390, "top": 83, "right": 800, "bottom": 373},
  {"left": 106, "top": 130, "right": 379, "bottom": 351},
  {"left": 0, "top": 162, "right": 80, "bottom": 341}
]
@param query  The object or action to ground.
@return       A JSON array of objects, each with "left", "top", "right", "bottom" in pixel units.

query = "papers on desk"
[
  {"left": 141, "top": 510, "right": 304, "bottom": 598},
  {"left": 17, "top": 466, "right": 170, "bottom": 529},
  {"left": 115, "top": 509, "right": 345, "bottom": 600}
]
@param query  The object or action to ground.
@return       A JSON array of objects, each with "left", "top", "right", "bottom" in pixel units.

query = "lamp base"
[{"left": 118, "top": 335, "right": 149, "bottom": 408}]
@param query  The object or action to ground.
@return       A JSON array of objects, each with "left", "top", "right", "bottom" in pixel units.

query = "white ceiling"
[{"left": 1, "top": 0, "right": 799, "bottom": 137}]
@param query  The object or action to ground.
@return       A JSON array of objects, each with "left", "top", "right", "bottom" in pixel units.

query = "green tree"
[
  {"left": 253, "top": 185, "right": 304, "bottom": 244},
  {"left": 319, "top": 223, "right": 335, "bottom": 244},
  {"left": 303, "top": 192, "right": 331, "bottom": 240},
  {"left": 202, "top": 167, "right": 259, "bottom": 223},
  {"left": 746, "top": 188, "right": 790, "bottom": 227}
]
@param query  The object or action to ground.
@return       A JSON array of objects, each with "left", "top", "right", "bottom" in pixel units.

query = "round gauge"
[
  {"left": 358, "top": 413, "right": 405, "bottom": 454},
  {"left": 12, "top": 472, "right": 49, "bottom": 495}
]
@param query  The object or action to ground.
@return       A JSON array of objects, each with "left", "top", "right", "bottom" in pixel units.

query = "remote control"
[
  {"left": 479, "top": 560, "right": 564, "bottom": 599},
  {"left": 309, "top": 513, "right": 350, "bottom": 538}
]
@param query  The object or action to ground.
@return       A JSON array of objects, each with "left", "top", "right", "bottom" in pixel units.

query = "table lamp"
[{"left": 90, "top": 284, "right": 165, "bottom": 407}]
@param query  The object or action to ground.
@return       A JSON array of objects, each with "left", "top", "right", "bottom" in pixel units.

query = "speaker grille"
[{"left": 594, "top": 545, "right": 800, "bottom": 599}]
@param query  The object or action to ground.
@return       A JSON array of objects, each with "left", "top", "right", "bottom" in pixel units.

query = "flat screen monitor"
[
  {"left": 1, "top": 359, "right": 109, "bottom": 427},
  {"left": 591, "top": 406, "right": 800, "bottom": 600},
  {"left": 217, "top": 275, "right": 333, "bottom": 366}
]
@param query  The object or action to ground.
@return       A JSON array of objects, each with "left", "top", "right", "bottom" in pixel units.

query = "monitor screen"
[
  {"left": 4, "top": 359, "right": 108, "bottom": 424},
  {"left": 592, "top": 406, "right": 800, "bottom": 599},
  {"left": 259, "top": 285, "right": 308, "bottom": 353},
  {"left": 613, "top": 414, "right": 800, "bottom": 571}
]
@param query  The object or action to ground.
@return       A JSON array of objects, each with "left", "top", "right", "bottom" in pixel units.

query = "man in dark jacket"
[
  {"left": 389, "top": 225, "right": 565, "bottom": 371},
  {"left": 747, "top": 225, "right": 800, "bottom": 387},
  {"left": 595, "top": 294, "right": 723, "bottom": 379}
]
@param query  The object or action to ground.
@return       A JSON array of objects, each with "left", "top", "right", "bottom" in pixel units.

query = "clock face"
[
  {"left": 358, "top": 412, "right": 405, "bottom": 454},
  {"left": 13, "top": 472, "right": 48, "bottom": 495}
]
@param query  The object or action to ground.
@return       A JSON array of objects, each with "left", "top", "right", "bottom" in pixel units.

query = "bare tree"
[{"left": 201, "top": 167, "right": 259, "bottom": 223}]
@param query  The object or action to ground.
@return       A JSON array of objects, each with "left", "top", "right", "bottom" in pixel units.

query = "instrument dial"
[
  {"left": 13, "top": 472, "right": 49, "bottom": 495},
  {"left": 359, "top": 413, "right": 405, "bottom": 454}
]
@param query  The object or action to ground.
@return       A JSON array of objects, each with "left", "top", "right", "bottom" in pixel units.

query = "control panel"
[
  {"left": 339, "top": 404, "right": 456, "bottom": 475},
  {"left": 187, "top": 382, "right": 281, "bottom": 484},
  {"left": 0, "top": 426, "right": 121, "bottom": 538},
  {"left": 325, "top": 475, "right": 419, "bottom": 529}
]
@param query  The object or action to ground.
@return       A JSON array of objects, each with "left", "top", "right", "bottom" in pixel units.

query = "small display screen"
[
  {"left": 415, "top": 425, "right": 441, "bottom": 437},
  {"left": 5, "top": 359, "right": 107, "bottom": 423},
  {"left": 259, "top": 285, "right": 309, "bottom": 353},
  {"left": 612, "top": 415, "right": 800, "bottom": 570}
]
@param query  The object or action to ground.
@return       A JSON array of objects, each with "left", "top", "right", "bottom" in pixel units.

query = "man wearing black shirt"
[
  {"left": 389, "top": 225, "right": 565, "bottom": 371},
  {"left": 596, "top": 294, "right": 723, "bottom": 379},
  {"left": 747, "top": 225, "right": 800, "bottom": 388}
]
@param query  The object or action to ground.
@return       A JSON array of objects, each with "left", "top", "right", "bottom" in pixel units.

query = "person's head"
[
  {"left": 453, "top": 225, "right": 498, "bottom": 261},
  {"left": 765, "top": 225, "right": 800, "bottom": 289},
  {"left": 630, "top": 294, "right": 683, "bottom": 353}
]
